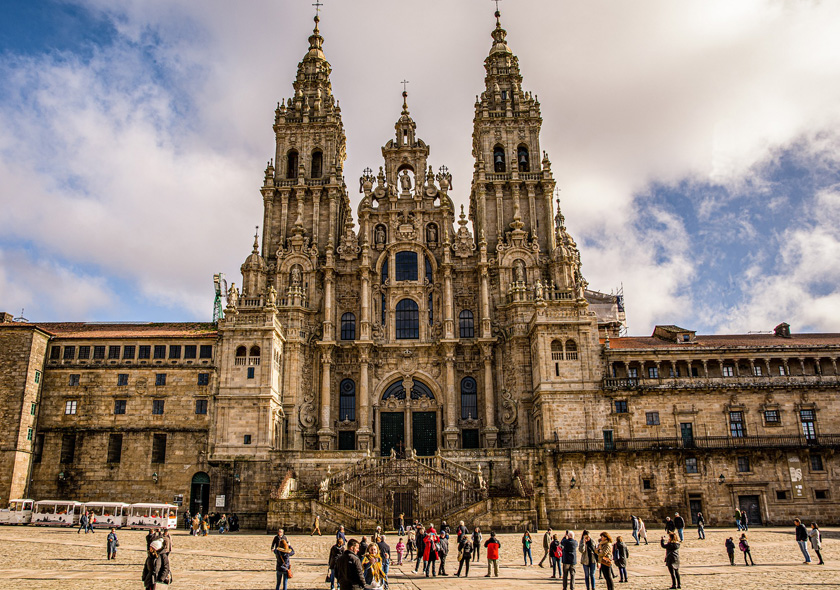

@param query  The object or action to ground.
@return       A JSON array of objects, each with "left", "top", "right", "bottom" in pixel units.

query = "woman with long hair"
[
  {"left": 596, "top": 531, "right": 615, "bottom": 590},
  {"left": 661, "top": 531, "right": 681, "bottom": 589}
]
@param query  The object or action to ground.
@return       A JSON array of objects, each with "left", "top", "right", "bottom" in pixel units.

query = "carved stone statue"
[
  {"left": 267, "top": 285, "right": 277, "bottom": 306},
  {"left": 375, "top": 224, "right": 386, "bottom": 247},
  {"left": 535, "top": 279, "right": 543, "bottom": 300},
  {"left": 514, "top": 260, "right": 526, "bottom": 284},
  {"left": 400, "top": 169, "right": 412, "bottom": 193},
  {"left": 290, "top": 266, "right": 302, "bottom": 286},
  {"left": 227, "top": 283, "right": 239, "bottom": 308},
  {"left": 426, "top": 223, "right": 438, "bottom": 244}
]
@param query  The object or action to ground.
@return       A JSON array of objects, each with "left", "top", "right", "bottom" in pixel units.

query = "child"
[
  {"left": 396, "top": 537, "right": 406, "bottom": 566},
  {"left": 739, "top": 533, "right": 755, "bottom": 565},
  {"left": 725, "top": 537, "right": 736, "bottom": 565}
]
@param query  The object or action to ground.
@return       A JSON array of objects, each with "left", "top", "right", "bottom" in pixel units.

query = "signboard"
[
  {"left": 215, "top": 495, "right": 226, "bottom": 508},
  {"left": 173, "top": 494, "right": 183, "bottom": 506},
  {"left": 788, "top": 456, "right": 805, "bottom": 499}
]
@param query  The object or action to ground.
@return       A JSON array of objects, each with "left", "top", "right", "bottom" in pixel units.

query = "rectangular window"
[
  {"left": 764, "top": 410, "right": 780, "bottom": 424},
  {"left": 737, "top": 456, "right": 751, "bottom": 472},
  {"left": 691, "top": 367, "right": 699, "bottom": 377},
  {"left": 614, "top": 400, "right": 628, "bottom": 414},
  {"left": 117, "top": 373, "right": 129, "bottom": 386},
  {"left": 642, "top": 478, "right": 652, "bottom": 490},
  {"left": 243, "top": 434, "right": 252, "bottom": 445},
  {"left": 155, "top": 374, "right": 166, "bottom": 386},
  {"left": 33, "top": 433, "right": 45, "bottom": 463},
  {"left": 34, "top": 370, "right": 41, "bottom": 384},
  {"left": 199, "top": 345, "right": 213, "bottom": 359},
  {"left": 753, "top": 365, "right": 763, "bottom": 376},
  {"left": 184, "top": 345, "right": 197, "bottom": 359},
  {"left": 815, "top": 489, "right": 829, "bottom": 500},
  {"left": 645, "top": 411, "right": 660, "bottom": 426},
  {"left": 78, "top": 346, "right": 90, "bottom": 360},
  {"left": 65, "top": 400, "right": 78, "bottom": 415},
  {"left": 247, "top": 367, "right": 255, "bottom": 379},
  {"left": 729, "top": 411, "right": 745, "bottom": 437},
  {"left": 30, "top": 402, "right": 36, "bottom": 415},
  {"left": 63, "top": 346, "right": 75, "bottom": 360},
  {"left": 197, "top": 373, "right": 210, "bottom": 386},
  {"left": 107, "top": 433, "right": 123, "bottom": 463},
  {"left": 169, "top": 345, "right": 181, "bottom": 359},
  {"left": 722, "top": 365, "right": 734, "bottom": 377},
  {"left": 27, "top": 427, "right": 33, "bottom": 441},
  {"left": 779, "top": 364, "right": 787, "bottom": 376},
  {"left": 138, "top": 345, "right": 151, "bottom": 359},
  {"left": 114, "top": 399, "right": 127, "bottom": 415},
  {"left": 60, "top": 434, "right": 76, "bottom": 464},
  {"left": 648, "top": 367, "right": 659, "bottom": 379},
  {"left": 810, "top": 454, "right": 824, "bottom": 471},
  {"left": 108, "top": 345, "right": 120, "bottom": 359},
  {"left": 93, "top": 346, "right": 105, "bottom": 360},
  {"left": 776, "top": 490, "right": 788, "bottom": 501},
  {"left": 338, "top": 430, "right": 356, "bottom": 451},
  {"left": 153, "top": 345, "right": 166, "bottom": 359},
  {"left": 151, "top": 433, "right": 167, "bottom": 463},
  {"left": 462, "top": 429, "right": 480, "bottom": 449},
  {"left": 123, "top": 345, "right": 136, "bottom": 359},
  {"left": 195, "top": 399, "right": 208, "bottom": 415},
  {"left": 685, "top": 457, "right": 698, "bottom": 474},
  {"left": 152, "top": 399, "right": 165, "bottom": 415},
  {"left": 50, "top": 346, "right": 61, "bottom": 360},
  {"left": 68, "top": 374, "right": 80, "bottom": 386},
  {"left": 627, "top": 367, "right": 638, "bottom": 378}
]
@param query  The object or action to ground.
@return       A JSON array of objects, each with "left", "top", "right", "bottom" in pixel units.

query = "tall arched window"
[
  {"left": 565, "top": 339, "right": 578, "bottom": 360},
  {"left": 341, "top": 312, "right": 356, "bottom": 341},
  {"left": 517, "top": 145, "right": 530, "bottom": 172},
  {"left": 249, "top": 346, "right": 261, "bottom": 357},
  {"left": 395, "top": 251, "right": 418, "bottom": 281},
  {"left": 381, "top": 254, "right": 389, "bottom": 284},
  {"left": 381, "top": 293, "right": 386, "bottom": 325},
  {"left": 311, "top": 149, "right": 323, "bottom": 178},
  {"left": 459, "top": 310, "right": 475, "bottom": 339},
  {"left": 339, "top": 379, "right": 355, "bottom": 421},
  {"left": 428, "top": 292, "right": 434, "bottom": 325},
  {"left": 235, "top": 346, "right": 246, "bottom": 357},
  {"left": 493, "top": 145, "right": 506, "bottom": 173},
  {"left": 395, "top": 299, "right": 419, "bottom": 339},
  {"left": 286, "top": 149, "right": 299, "bottom": 179},
  {"left": 425, "top": 255, "right": 433, "bottom": 284},
  {"left": 461, "top": 377, "right": 478, "bottom": 420}
]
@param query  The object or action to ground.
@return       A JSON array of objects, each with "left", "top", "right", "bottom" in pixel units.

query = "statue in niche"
[
  {"left": 267, "top": 285, "right": 277, "bottom": 306},
  {"left": 375, "top": 224, "right": 387, "bottom": 247},
  {"left": 400, "top": 169, "right": 412, "bottom": 193},
  {"left": 426, "top": 223, "right": 438, "bottom": 245},
  {"left": 290, "top": 265, "right": 302, "bottom": 287},
  {"left": 514, "top": 260, "right": 526, "bottom": 284},
  {"left": 227, "top": 283, "right": 239, "bottom": 308}
]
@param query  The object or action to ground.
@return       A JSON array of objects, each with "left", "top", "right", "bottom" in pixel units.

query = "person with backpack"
[
  {"left": 739, "top": 533, "right": 755, "bottom": 565},
  {"left": 455, "top": 533, "right": 473, "bottom": 577},
  {"left": 484, "top": 531, "right": 501, "bottom": 577},
  {"left": 725, "top": 537, "right": 736, "bottom": 565},
  {"left": 614, "top": 535, "right": 629, "bottom": 582},
  {"left": 560, "top": 531, "right": 578, "bottom": 590},
  {"left": 549, "top": 533, "right": 562, "bottom": 578},
  {"left": 579, "top": 530, "right": 598, "bottom": 590}
]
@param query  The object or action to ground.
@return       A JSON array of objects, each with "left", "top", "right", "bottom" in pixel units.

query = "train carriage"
[
  {"left": 31, "top": 500, "right": 83, "bottom": 526},
  {"left": 0, "top": 499, "right": 34, "bottom": 525},
  {"left": 127, "top": 503, "right": 178, "bottom": 529},
  {"left": 83, "top": 502, "right": 130, "bottom": 528}
]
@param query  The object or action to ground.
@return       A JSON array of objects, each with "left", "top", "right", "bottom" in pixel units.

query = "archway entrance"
[
  {"left": 190, "top": 472, "right": 210, "bottom": 515},
  {"left": 379, "top": 379, "right": 438, "bottom": 456}
]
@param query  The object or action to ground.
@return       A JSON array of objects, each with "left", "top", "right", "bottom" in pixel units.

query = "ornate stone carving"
[
  {"left": 452, "top": 205, "right": 476, "bottom": 258},
  {"left": 337, "top": 220, "right": 360, "bottom": 261},
  {"left": 500, "top": 388, "right": 518, "bottom": 425}
]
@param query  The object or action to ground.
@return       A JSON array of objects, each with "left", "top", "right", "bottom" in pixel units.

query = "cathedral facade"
[{"left": 1, "top": 12, "right": 838, "bottom": 531}]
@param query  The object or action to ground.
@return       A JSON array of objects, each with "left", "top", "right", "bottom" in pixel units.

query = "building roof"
[
  {"left": 605, "top": 333, "right": 840, "bottom": 351},
  {"left": 0, "top": 322, "right": 217, "bottom": 339}
]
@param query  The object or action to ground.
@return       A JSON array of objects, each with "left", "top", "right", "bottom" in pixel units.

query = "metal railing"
[
  {"left": 552, "top": 434, "right": 840, "bottom": 453},
  {"left": 604, "top": 375, "right": 840, "bottom": 390}
]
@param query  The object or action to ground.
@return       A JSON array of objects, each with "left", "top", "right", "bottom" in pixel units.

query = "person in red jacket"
[
  {"left": 484, "top": 531, "right": 501, "bottom": 577},
  {"left": 423, "top": 525, "right": 440, "bottom": 577}
]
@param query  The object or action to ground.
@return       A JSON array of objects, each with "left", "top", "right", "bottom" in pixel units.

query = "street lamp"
[
  {"left": 152, "top": 472, "right": 159, "bottom": 484},
  {"left": 718, "top": 474, "right": 725, "bottom": 485},
  {"left": 570, "top": 470, "right": 577, "bottom": 489},
  {"left": 234, "top": 473, "right": 241, "bottom": 483},
  {"left": 57, "top": 472, "right": 66, "bottom": 483}
]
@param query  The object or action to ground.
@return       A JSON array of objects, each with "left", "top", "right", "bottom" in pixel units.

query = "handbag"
[
  {"left": 115, "top": 540, "right": 120, "bottom": 547},
  {"left": 601, "top": 553, "right": 612, "bottom": 567},
  {"left": 325, "top": 574, "right": 331, "bottom": 583},
  {"left": 287, "top": 568, "right": 293, "bottom": 579}
]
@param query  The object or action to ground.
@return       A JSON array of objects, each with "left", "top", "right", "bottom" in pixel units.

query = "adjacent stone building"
[{"left": 1, "top": 11, "right": 838, "bottom": 530}]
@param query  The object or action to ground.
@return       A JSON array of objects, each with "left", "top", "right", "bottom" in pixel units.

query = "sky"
[{"left": 1, "top": 0, "right": 840, "bottom": 336}]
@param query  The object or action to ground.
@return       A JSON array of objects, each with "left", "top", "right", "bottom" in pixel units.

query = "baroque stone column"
[
  {"left": 357, "top": 346, "right": 373, "bottom": 451},
  {"left": 481, "top": 342, "right": 498, "bottom": 448},
  {"left": 317, "top": 347, "right": 334, "bottom": 449},
  {"left": 443, "top": 344, "right": 459, "bottom": 449},
  {"left": 360, "top": 267, "right": 371, "bottom": 340}
]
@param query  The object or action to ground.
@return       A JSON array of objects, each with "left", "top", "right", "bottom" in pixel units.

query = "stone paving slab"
[{"left": 0, "top": 526, "right": 837, "bottom": 589}]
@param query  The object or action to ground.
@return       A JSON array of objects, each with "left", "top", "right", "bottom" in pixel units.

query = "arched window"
[
  {"left": 235, "top": 346, "right": 246, "bottom": 357},
  {"left": 428, "top": 292, "right": 434, "bottom": 325},
  {"left": 381, "top": 254, "right": 389, "bottom": 284},
  {"left": 395, "top": 251, "right": 418, "bottom": 282},
  {"left": 461, "top": 377, "right": 478, "bottom": 420},
  {"left": 286, "top": 150, "right": 298, "bottom": 179},
  {"left": 395, "top": 299, "right": 419, "bottom": 339},
  {"left": 249, "top": 346, "right": 261, "bottom": 357},
  {"left": 311, "top": 149, "right": 323, "bottom": 178},
  {"left": 341, "top": 312, "right": 356, "bottom": 341},
  {"left": 517, "top": 145, "right": 530, "bottom": 172},
  {"left": 565, "top": 339, "right": 578, "bottom": 360},
  {"left": 381, "top": 293, "right": 386, "bottom": 325},
  {"left": 425, "top": 255, "right": 433, "bottom": 284},
  {"left": 493, "top": 145, "right": 506, "bottom": 173},
  {"left": 459, "top": 310, "right": 475, "bottom": 339},
  {"left": 551, "top": 340, "right": 563, "bottom": 359},
  {"left": 383, "top": 379, "right": 434, "bottom": 400},
  {"left": 235, "top": 346, "right": 246, "bottom": 365},
  {"left": 339, "top": 379, "right": 355, "bottom": 421}
]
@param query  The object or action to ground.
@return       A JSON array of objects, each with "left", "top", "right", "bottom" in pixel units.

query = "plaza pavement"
[{"left": 0, "top": 525, "right": 836, "bottom": 589}]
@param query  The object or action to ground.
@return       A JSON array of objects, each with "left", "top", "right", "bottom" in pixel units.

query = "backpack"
[
  {"left": 739, "top": 540, "right": 748, "bottom": 552},
  {"left": 553, "top": 545, "right": 562, "bottom": 559}
]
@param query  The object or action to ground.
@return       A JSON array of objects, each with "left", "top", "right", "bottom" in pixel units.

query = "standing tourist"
[
  {"left": 142, "top": 539, "right": 163, "bottom": 590},
  {"left": 472, "top": 526, "right": 483, "bottom": 564},
  {"left": 739, "top": 533, "right": 755, "bottom": 565},
  {"left": 328, "top": 537, "right": 345, "bottom": 590},
  {"left": 456, "top": 533, "right": 472, "bottom": 577},
  {"left": 359, "top": 536, "right": 369, "bottom": 559},
  {"left": 725, "top": 537, "right": 736, "bottom": 565},
  {"left": 337, "top": 525, "right": 347, "bottom": 544},
  {"left": 202, "top": 514, "right": 210, "bottom": 536},
  {"left": 561, "top": 531, "right": 578, "bottom": 590},
  {"left": 664, "top": 517, "right": 676, "bottom": 535},
  {"left": 522, "top": 529, "right": 534, "bottom": 566},
  {"left": 631, "top": 516, "right": 640, "bottom": 545},
  {"left": 540, "top": 527, "right": 554, "bottom": 567},
  {"left": 438, "top": 531, "right": 449, "bottom": 576},
  {"left": 423, "top": 525, "right": 440, "bottom": 577},
  {"left": 183, "top": 510, "right": 191, "bottom": 531},
  {"left": 362, "top": 544, "right": 386, "bottom": 588},
  {"left": 741, "top": 509, "right": 749, "bottom": 531},
  {"left": 660, "top": 532, "right": 681, "bottom": 589},
  {"left": 398, "top": 513, "right": 405, "bottom": 536},
  {"left": 795, "top": 518, "right": 812, "bottom": 564},
  {"left": 413, "top": 525, "right": 425, "bottom": 573},
  {"left": 271, "top": 528, "right": 288, "bottom": 551},
  {"left": 674, "top": 513, "right": 685, "bottom": 542},
  {"left": 336, "top": 539, "right": 366, "bottom": 590},
  {"left": 484, "top": 531, "right": 501, "bottom": 578},
  {"left": 596, "top": 532, "right": 615, "bottom": 590},
  {"left": 456, "top": 520, "right": 469, "bottom": 543},
  {"left": 106, "top": 527, "right": 119, "bottom": 560},
  {"left": 145, "top": 528, "right": 158, "bottom": 549},
  {"left": 809, "top": 523, "right": 824, "bottom": 565},
  {"left": 638, "top": 518, "right": 649, "bottom": 545},
  {"left": 614, "top": 535, "right": 629, "bottom": 582},
  {"left": 378, "top": 534, "right": 392, "bottom": 576},
  {"left": 406, "top": 533, "right": 415, "bottom": 562},
  {"left": 549, "top": 533, "right": 562, "bottom": 579},
  {"left": 696, "top": 512, "right": 705, "bottom": 540},
  {"left": 274, "top": 539, "right": 294, "bottom": 590},
  {"left": 579, "top": 530, "right": 597, "bottom": 590}
]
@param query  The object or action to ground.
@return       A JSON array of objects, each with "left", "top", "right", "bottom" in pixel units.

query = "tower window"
[
  {"left": 565, "top": 340, "right": 578, "bottom": 360},
  {"left": 493, "top": 145, "right": 506, "bottom": 173},
  {"left": 459, "top": 310, "right": 475, "bottom": 339},
  {"left": 286, "top": 149, "right": 298, "bottom": 179},
  {"left": 517, "top": 145, "right": 530, "bottom": 172},
  {"left": 311, "top": 149, "right": 323, "bottom": 178},
  {"left": 395, "top": 299, "right": 420, "bottom": 339},
  {"left": 341, "top": 312, "right": 356, "bottom": 341}
]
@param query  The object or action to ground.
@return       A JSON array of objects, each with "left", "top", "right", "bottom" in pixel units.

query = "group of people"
[
  {"left": 76, "top": 509, "right": 96, "bottom": 534},
  {"left": 142, "top": 528, "right": 173, "bottom": 589},
  {"left": 183, "top": 510, "right": 240, "bottom": 535}
]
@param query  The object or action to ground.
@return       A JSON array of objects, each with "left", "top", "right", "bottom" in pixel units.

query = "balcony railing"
[
  {"left": 552, "top": 434, "right": 840, "bottom": 453},
  {"left": 604, "top": 374, "right": 840, "bottom": 390}
]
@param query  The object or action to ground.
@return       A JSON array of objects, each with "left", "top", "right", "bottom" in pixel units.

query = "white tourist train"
[
  {"left": 126, "top": 503, "right": 179, "bottom": 530},
  {"left": 0, "top": 499, "right": 34, "bottom": 524},
  {"left": 83, "top": 502, "right": 130, "bottom": 528},
  {"left": 31, "top": 500, "right": 83, "bottom": 526}
]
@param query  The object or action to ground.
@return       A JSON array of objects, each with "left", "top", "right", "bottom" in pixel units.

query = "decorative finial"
[
  {"left": 493, "top": 0, "right": 502, "bottom": 24},
  {"left": 312, "top": 1, "right": 323, "bottom": 20},
  {"left": 400, "top": 80, "right": 410, "bottom": 114},
  {"left": 252, "top": 226, "right": 260, "bottom": 253}
]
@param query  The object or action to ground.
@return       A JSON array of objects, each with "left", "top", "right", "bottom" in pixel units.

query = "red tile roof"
[{"left": 0, "top": 322, "right": 217, "bottom": 339}]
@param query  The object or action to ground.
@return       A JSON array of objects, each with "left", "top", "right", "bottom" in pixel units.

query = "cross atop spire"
[
  {"left": 401, "top": 79, "right": 410, "bottom": 94},
  {"left": 312, "top": 1, "right": 323, "bottom": 18},
  {"left": 401, "top": 80, "right": 410, "bottom": 115},
  {"left": 492, "top": 0, "right": 502, "bottom": 23}
]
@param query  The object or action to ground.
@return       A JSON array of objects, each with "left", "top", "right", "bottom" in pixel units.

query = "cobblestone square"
[{"left": 0, "top": 526, "right": 836, "bottom": 590}]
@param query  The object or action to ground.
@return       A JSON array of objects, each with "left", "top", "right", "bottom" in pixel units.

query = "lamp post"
[{"left": 152, "top": 472, "right": 159, "bottom": 484}]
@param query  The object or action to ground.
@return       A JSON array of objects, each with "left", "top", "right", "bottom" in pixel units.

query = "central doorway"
[
  {"left": 738, "top": 495, "right": 762, "bottom": 525},
  {"left": 190, "top": 472, "right": 210, "bottom": 515},
  {"left": 381, "top": 412, "right": 405, "bottom": 457},
  {"left": 412, "top": 412, "right": 437, "bottom": 456}
]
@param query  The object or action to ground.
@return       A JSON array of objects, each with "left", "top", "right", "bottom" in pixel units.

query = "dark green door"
[
  {"left": 412, "top": 412, "right": 437, "bottom": 456},
  {"left": 380, "top": 412, "right": 405, "bottom": 457}
]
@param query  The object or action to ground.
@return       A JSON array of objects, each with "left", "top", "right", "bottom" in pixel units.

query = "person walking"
[
  {"left": 438, "top": 532, "right": 449, "bottom": 576},
  {"left": 741, "top": 509, "right": 749, "bottom": 532},
  {"left": 597, "top": 532, "right": 615, "bottom": 590},
  {"left": 614, "top": 535, "right": 629, "bottom": 582},
  {"left": 579, "top": 530, "right": 597, "bottom": 590},
  {"left": 561, "top": 531, "right": 578, "bottom": 590},
  {"left": 661, "top": 532, "right": 681, "bottom": 589},
  {"left": 106, "top": 527, "right": 119, "bottom": 560},
  {"left": 631, "top": 515, "right": 640, "bottom": 545},
  {"left": 142, "top": 539, "right": 163, "bottom": 590},
  {"left": 522, "top": 529, "right": 534, "bottom": 566},
  {"left": 739, "top": 533, "right": 755, "bottom": 565},
  {"left": 378, "top": 534, "right": 392, "bottom": 577},
  {"left": 456, "top": 534, "right": 473, "bottom": 577},
  {"left": 274, "top": 538, "right": 294, "bottom": 590},
  {"left": 201, "top": 514, "right": 209, "bottom": 536},
  {"left": 78, "top": 510, "right": 89, "bottom": 535},
  {"left": 336, "top": 539, "right": 367, "bottom": 590},
  {"left": 362, "top": 544, "right": 386, "bottom": 588},
  {"left": 809, "top": 523, "right": 824, "bottom": 565},
  {"left": 540, "top": 527, "right": 554, "bottom": 567},
  {"left": 664, "top": 516, "right": 676, "bottom": 535},
  {"left": 674, "top": 513, "right": 686, "bottom": 542},
  {"left": 328, "top": 537, "right": 345, "bottom": 590},
  {"left": 549, "top": 533, "right": 562, "bottom": 579},
  {"left": 638, "top": 518, "right": 649, "bottom": 545},
  {"left": 795, "top": 518, "right": 812, "bottom": 564},
  {"left": 697, "top": 512, "right": 705, "bottom": 540},
  {"left": 423, "top": 525, "right": 439, "bottom": 577},
  {"left": 484, "top": 531, "right": 501, "bottom": 578},
  {"left": 725, "top": 537, "right": 736, "bottom": 565},
  {"left": 312, "top": 515, "right": 322, "bottom": 536},
  {"left": 472, "top": 526, "right": 483, "bottom": 564},
  {"left": 413, "top": 525, "right": 425, "bottom": 573},
  {"left": 735, "top": 508, "right": 743, "bottom": 531}
]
